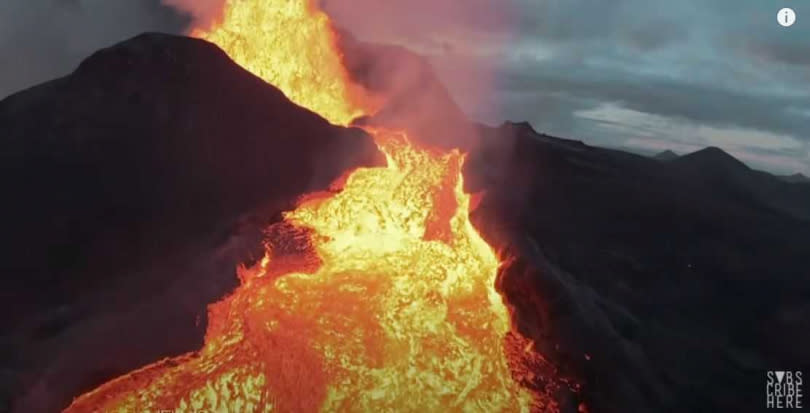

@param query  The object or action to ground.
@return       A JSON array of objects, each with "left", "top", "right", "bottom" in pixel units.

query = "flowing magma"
[
  {"left": 192, "top": 0, "right": 372, "bottom": 126},
  {"left": 65, "top": 0, "right": 537, "bottom": 411}
]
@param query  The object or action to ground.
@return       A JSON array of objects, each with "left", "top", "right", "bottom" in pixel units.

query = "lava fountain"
[{"left": 65, "top": 0, "right": 542, "bottom": 411}]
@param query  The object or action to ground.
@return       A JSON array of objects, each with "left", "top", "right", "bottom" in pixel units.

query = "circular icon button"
[{"left": 778, "top": 8, "right": 796, "bottom": 27}]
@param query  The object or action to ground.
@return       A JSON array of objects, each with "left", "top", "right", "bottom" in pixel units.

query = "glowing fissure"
[{"left": 65, "top": 0, "right": 535, "bottom": 411}]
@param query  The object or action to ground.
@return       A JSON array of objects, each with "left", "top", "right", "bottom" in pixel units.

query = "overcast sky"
[{"left": 1, "top": 0, "right": 808, "bottom": 174}]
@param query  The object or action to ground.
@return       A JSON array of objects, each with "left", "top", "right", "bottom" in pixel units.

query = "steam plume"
[
  {"left": 163, "top": 0, "right": 517, "bottom": 149},
  {"left": 162, "top": 0, "right": 226, "bottom": 30}
]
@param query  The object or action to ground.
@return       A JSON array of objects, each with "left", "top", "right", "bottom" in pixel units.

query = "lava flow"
[{"left": 65, "top": 0, "right": 542, "bottom": 411}]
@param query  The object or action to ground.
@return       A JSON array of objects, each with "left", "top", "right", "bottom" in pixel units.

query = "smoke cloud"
[
  {"left": 320, "top": 0, "right": 516, "bottom": 123},
  {"left": 319, "top": 0, "right": 517, "bottom": 149},
  {"left": 161, "top": 0, "right": 517, "bottom": 149},
  {"left": 161, "top": 0, "right": 226, "bottom": 30}
]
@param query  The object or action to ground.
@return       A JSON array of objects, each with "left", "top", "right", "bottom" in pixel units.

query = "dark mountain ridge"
[
  {"left": 670, "top": 146, "right": 810, "bottom": 221},
  {"left": 467, "top": 121, "right": 810, "bottom": 411},
  {"left": 0, "top": 32, "right": 381, "bottom": 323},
  {"left": 781, "top": 172, "right": 810, "bottom": 184}
]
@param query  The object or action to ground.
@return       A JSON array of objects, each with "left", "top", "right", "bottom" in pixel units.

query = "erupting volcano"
[{"left": 65, "top": 0, "right": 549, "bottom": 411}]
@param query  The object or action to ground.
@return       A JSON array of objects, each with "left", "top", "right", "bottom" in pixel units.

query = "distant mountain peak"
[
  {"left": 675, "top": 146, "right": 750, "bottom": 172},
  {"left": 494, "top": 121, "right": 591, "bottom": 152},
  {"left": 780, "top": 173, "right": 810, "bottom": 184},
  {"left": 500, "top": 120, "right": 538, "bottom": 134},
  {"left": 653, "top": 150, "right": 679, "bottom": 161}
]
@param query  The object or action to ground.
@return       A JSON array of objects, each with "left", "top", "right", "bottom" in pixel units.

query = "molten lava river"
[{"left": 65, "top": 0, "right": 551, "bottom": 412}]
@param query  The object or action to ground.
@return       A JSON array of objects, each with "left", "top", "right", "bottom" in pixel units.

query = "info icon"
[{"left": 778, "top": 8, "right": 796, "bottom": 27}]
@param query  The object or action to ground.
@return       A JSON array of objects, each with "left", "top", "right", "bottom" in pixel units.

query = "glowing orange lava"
[
  {"left": 65, "top": 0, "right": 540, "bottom": 411},
  {"left": 191, "top": 0, "right": 375, "bottom": 126}
]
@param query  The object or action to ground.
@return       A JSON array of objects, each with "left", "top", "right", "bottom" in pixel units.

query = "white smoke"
[
  {"left": 319, "top": 0, "right": 516, "bottom": 123},
  {"left": 161, "top": 0, "right": 227, "bottom": 30}
]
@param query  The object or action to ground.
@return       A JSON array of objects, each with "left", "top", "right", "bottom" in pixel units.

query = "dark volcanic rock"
[
  {"left": 468, "top": 121, "right": 810, "bottom": 413},
  {"left": 0, "top": 32, "right": 380, "bottom": 318},
  {"left": 0, "top": 33, "right": 380, "bottom": 412}
]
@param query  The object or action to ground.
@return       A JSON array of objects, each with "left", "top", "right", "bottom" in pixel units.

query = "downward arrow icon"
[{"left": 776, "top": 371, "right": 785, "bottom": 383}]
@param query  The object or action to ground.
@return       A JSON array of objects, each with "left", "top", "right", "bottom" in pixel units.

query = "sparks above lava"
[{"left": 64, "top": 0, "right": 542, "bottom": 411}]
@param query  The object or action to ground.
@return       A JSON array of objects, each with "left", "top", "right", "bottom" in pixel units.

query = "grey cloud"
[
  {"left": 0, "top": 0, "right": 187, "bottom": 98},
  {"left": 500, "top": 60, "right": 808, "bottom": 139},
  {"left": 484, "top": 0, "right": 810, "bottom": 174},
  {"left": 510, "top": 0, "right": 691, "bottom": 49},
  {"left": 623, "top": 21, "right": 685, "bottom": 52},
  {"left": 742, "top": 39, "right": 810, "bottom": 67}
]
